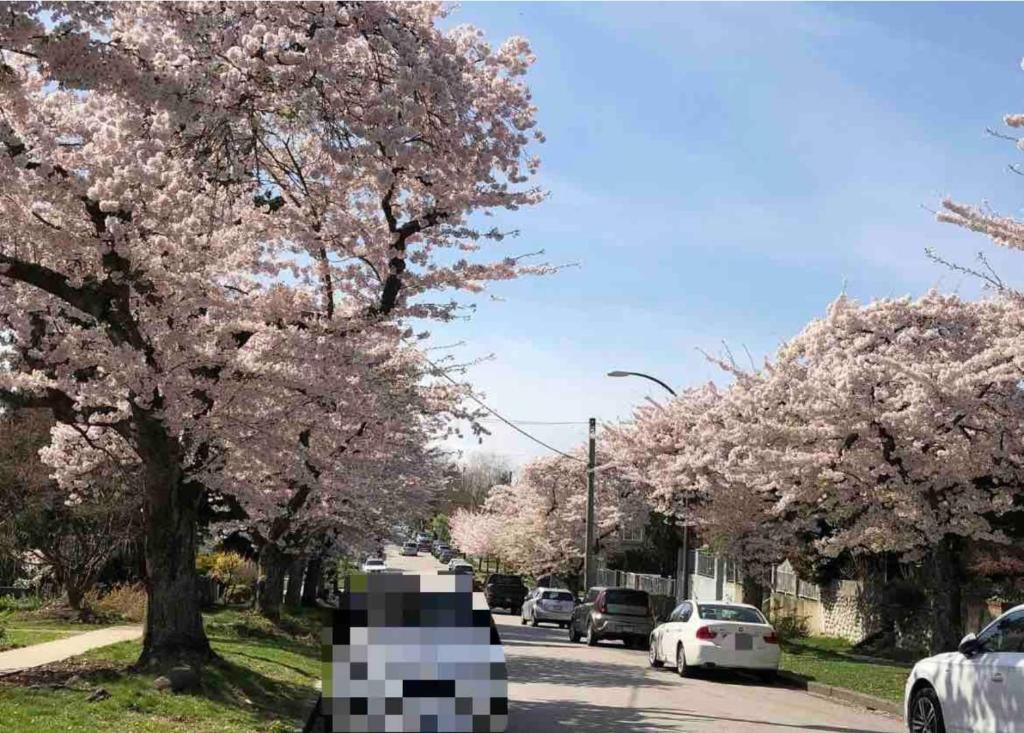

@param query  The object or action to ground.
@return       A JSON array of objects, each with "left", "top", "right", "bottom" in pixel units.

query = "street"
[{"left": 384, "top": 548, "right": 903, "bottom": 733}]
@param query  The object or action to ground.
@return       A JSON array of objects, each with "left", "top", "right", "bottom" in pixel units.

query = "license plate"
[{"left": 735, "top": 633, "right": 752, "bottom": 651}]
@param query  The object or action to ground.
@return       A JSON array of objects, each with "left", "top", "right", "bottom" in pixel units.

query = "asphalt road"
[{"left": 384, "top": 546, "right": 904, "bottom": 733}]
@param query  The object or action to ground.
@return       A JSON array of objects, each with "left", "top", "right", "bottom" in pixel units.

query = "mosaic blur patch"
[{"left": 320, "top": 572, "right": 508, "bottom": 733}]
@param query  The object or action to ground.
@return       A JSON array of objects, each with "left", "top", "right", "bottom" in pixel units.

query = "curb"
[{"left": 777, "top": 671, "right": 903, "bottom": 718}]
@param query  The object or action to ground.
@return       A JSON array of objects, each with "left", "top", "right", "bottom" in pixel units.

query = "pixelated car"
[{"left": 312, "top": 571, "right": 508, "bottom": 733}]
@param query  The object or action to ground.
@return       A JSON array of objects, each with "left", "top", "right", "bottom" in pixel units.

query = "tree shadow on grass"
[
  {"left": 782, "top": 640, "right": 911, "bottom": 671},
  {"left": 200, "top": 654, "right": 319, "bottom": 723}
]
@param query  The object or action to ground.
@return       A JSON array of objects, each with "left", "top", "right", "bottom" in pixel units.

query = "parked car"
[
  {"left": 449, "top": 560, "right": 474, "bottom": 575},
  {"left": 438, "top": 549, "right": 453, "bottom": 564},
  {"left": 569, "top": 587, "right": 653, "bottom": 649},
  {"left": 904, "top": 603, "right": 1024, "bottom": 733},
  {"left": 432, "top": 542, "right": 450, "bottom": 558},
  {"left": 648, "top": 600, "right": 780, "bottom": 679},
  {"left": 361, "top": 557, "right": 387, "bottom": 574},
  {"left": 483, "top": 573, "right": 528, "bottom": 614},
  {"left": 521, "top": 587, "right": 575, "bottom": 628},
  {"left": 417, "top": 538, "right": 433, "bottom": 553},
  {"left": 400, "top": 541, "right": 418, "bottom": 557}
]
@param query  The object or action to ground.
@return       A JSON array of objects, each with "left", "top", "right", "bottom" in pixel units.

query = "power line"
[
  {"left": 477, "top": 419, "right": 587, "bottom": 426},
  {"left": 418, "top": 353, "right": 586, "bottom": 463}
]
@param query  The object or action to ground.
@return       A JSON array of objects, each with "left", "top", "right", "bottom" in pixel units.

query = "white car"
[
  {"left": 649, "top": 600, "right": 780, "bottom": 680},
  {"left": 361, "top": 557, "right": 387, "bottom": 573},
  {"left": 521, "top": 587, "right": 575, "bottom": 628},
  {"left": 447, "top": 559, "right": 474, "bottom": 575},
  {"left": 400, "top": 541, "right": 419, "bottom": 557},
  {"left": 905, "top": 603, "right": 1024, "bottom": 733}
]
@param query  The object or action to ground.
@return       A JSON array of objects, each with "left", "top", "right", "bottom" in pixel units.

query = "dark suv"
[
  {"left": 483, "top": 573, "right": 527, "bottom": 614},
  {"left": 569, "top": 587, "right": 653, "bottom": 649}
]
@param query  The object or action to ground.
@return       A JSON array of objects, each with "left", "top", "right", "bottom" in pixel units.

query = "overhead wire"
[{"left": 418, "top": 353, "right": 587, "bottom": 463}]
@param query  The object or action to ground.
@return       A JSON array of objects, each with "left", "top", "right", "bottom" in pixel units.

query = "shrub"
[
  {"left": 197, "top": 551, "right": 257, "bottom": 587},
  {"left": 0, "top": 594, "right": 44, "bottom": 613},
  {"left": 84, "top": 583, "right": 147, "bottom": 623},
  {"left": 769, "top": 609, "right": 810, "bottom": 643},
  {"left": 225, "top": 584, "right": 253, "bottom": 605}
]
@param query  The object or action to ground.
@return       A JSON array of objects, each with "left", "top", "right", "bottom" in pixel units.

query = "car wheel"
[
  {"left": 568, "top": 622, "right": 580, "bottom": 643},
  {"left": 909, "top": 685, "right": 946, "bottom": 733},
  {"left": 586, "top": 623, "right": 599, "bottom": 646},
  {"left": 676, "top": 643, "right": 691, "bottom": 677},
  {"left": 649, "top": 637, "right": 663, "bottom": 668}
]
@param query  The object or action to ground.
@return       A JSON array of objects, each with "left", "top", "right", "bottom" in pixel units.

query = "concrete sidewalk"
[{"left": 0, "top": 625, "right": 143, "bottom": 673}]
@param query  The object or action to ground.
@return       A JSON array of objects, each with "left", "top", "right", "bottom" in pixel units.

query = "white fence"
[
  {"left": 771, "top": 564, "right": 821, "bottom": 601},
  {"left": 596, "top": 568, "right": 675, "bottom": 597}
]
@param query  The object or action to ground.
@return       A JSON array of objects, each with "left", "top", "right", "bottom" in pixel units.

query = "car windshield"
[
  {"left": 365, "top": 559, "right": 384, "bottom": 566},
  {"left": 605, "top": 590, "right": 649, "bottom": 607},
  {"left": 489, "top": 575, "right": 522, "bottom": 585},
  {"left": 542, "top": 591, "right": 574, "bottom": 602},
  {"left": 697, "top": 604, "right": 765, "bottom": 623}
]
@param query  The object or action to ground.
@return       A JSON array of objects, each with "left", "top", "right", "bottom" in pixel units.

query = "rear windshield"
[
  {"left": 605, "top": 590, "right": 649, "bottom": 606},
  {"left": 365, "top": 559, "right": 383, "bottom": 565},
  {"left": 542, "top": 591, "right": 574, "bottom": 602},
  {"left": 488, "top": 575, "right": 523, "bottom": 585},
  {"left": 697, "top": 604, "right": 765, "bottom": 623}
]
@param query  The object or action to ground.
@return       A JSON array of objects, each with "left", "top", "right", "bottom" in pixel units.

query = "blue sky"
[{"left": 434, "top": 2, "right": 1024, "bottom": 467}]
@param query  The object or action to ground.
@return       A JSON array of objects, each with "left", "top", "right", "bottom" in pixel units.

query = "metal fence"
[
  {"left": 771, "top": 566, "right": 821, "bottom": 601},
  {"left": 596, "top": 568, "right": 675, "bottom": 597},
  {"left": 695, "top": 549, "right": 716, "bottom": 578}
]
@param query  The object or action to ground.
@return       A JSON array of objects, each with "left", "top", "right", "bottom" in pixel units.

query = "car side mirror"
[{"left": 958, "top": 633, "right": 980, "bottom": 656}]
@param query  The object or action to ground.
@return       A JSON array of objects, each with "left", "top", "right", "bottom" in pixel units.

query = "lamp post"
[{"left": 607, "top": 369, "right": 691, "bottom": 601}]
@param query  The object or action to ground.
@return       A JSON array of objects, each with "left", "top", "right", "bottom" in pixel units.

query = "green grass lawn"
[
  {"left": 0, "top": 608, "right": 326, "bottom": 733},
  {"left": 780, "top": 635, "right": 911, "bottom": 703}
]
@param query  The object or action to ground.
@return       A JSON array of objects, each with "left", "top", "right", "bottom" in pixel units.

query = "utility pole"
[{"left": 583, "top": 417, "right": 597, "bottom": 591}]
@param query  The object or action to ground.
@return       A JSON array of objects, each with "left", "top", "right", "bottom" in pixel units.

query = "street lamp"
[
  {"left": 607, "top": 369, "right": 692, "bottom": 601},
  {"left": 607, "top": 370, "right": 677, "bottom": 397}
]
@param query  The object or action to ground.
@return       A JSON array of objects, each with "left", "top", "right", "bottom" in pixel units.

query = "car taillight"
[
  {"left": 596, "top": 595, "right": 607, "bottom": 614},
  {"left": 695, "top": 626, "right": 717, "bottom": 641},
  {"left": 764, "top": 632, "right": 779, "bottom": 644}
]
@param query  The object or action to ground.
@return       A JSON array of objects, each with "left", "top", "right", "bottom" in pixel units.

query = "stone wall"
[{"left": 819, "top": 580, "right": 872, "bottom": 643}]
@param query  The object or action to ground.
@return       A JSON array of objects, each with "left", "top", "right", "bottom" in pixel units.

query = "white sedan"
[
  {"left": 905, "top": 603, "right": 1024, "bottom": 733},
  {"left": 361, "top": 557, "right": 387, "bottom": 573},
  {"left": 649, "top": 600, "right": 780, "bottom": 680}
]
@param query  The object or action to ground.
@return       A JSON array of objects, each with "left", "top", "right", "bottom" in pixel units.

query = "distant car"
[
  {"left": 522, "top": 587, "right": 575, "bottom": 628},
  {"left": 361, "top": 558, "right": 387, "bottom": 574},
  {"left": 483, "top": 574, "right": 528, "bottom": 615},
  {"left": 400, "top": 542, "right": 418, "bottom": 557},
  {"left": 569, "top": 587, "right": 653, "bottom": 649},
  {"left": 449, "top": 560, "right": 474, "bottom": 575},
  {"left": 438, "top": 549, "right": 453, "bottom": 564},
  {"left": 905, "top": 603, "right": 1024, "bottom": 733},
  {"left": 433, "top": 544, "right": 451, "bottom": 559},
  {"left": 649, "top": 600, "right": 779, "bottom": 679},
  {"left": 417, "top": 538, "right": 433, "bottom": 553}
]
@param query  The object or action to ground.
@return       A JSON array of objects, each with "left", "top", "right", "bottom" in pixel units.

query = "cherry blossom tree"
[
  {"left": 612, "top": 293, "right": 1024, "bottom": 651},
  {"left": 0, "top": 2, "right": 547, "bottom": 663},
  {"left": 450, "top": 449, "right": 646, "bottom": 589}
]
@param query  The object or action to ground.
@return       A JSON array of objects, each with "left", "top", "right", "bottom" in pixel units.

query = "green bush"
[
  {"left": 770, "top": 610, "right": 810, "bottom": 643},
  {"left": 0, "top": 594, "right": 44, "bottom": 613}
]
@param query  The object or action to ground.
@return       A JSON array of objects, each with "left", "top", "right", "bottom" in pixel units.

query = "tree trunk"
[
  {"left": 926, "top": 535, "right": 965, "bottom": 655},
  {"left": 137, "top": 414, "right": 210, "bottom": 666},
  {"left": 285, "top": 555, "right": 305, "bottom": 609},
  {"left": 302, "top": 556, "right": 322, "bottom": 606},
  {"left": 257, "top": 544, "right": 288, "bottom": 620}
]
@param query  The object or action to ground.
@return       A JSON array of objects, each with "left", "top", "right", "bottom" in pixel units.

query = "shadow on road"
[
  {"left": 508, "top": 699, "right": 895, "bottom": 733},
  {"left": 507, "top": 652, "right": 674, "bottom": 689}
]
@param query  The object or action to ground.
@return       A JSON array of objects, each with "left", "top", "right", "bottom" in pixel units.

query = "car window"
[
  {"left": 605, "top": 589, "right": 649, "bottom": 607},
  {"left": 680, "top": 602, "right": 693, "bottom": 622},
  {"left": 669, "top": 603, "right": 686, "bottom": 622},
  {"left": 542, "top": 591, "right": 574, "bottom": 602},
  {"left": 980, "top": 611, "right": 1024, "bottom": 653},
  {"left": 697, "top": 604, "right": 765, "bottom": 623},
  {"left": 584, "top": 588, "right": 600, "bottom": 603}
]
